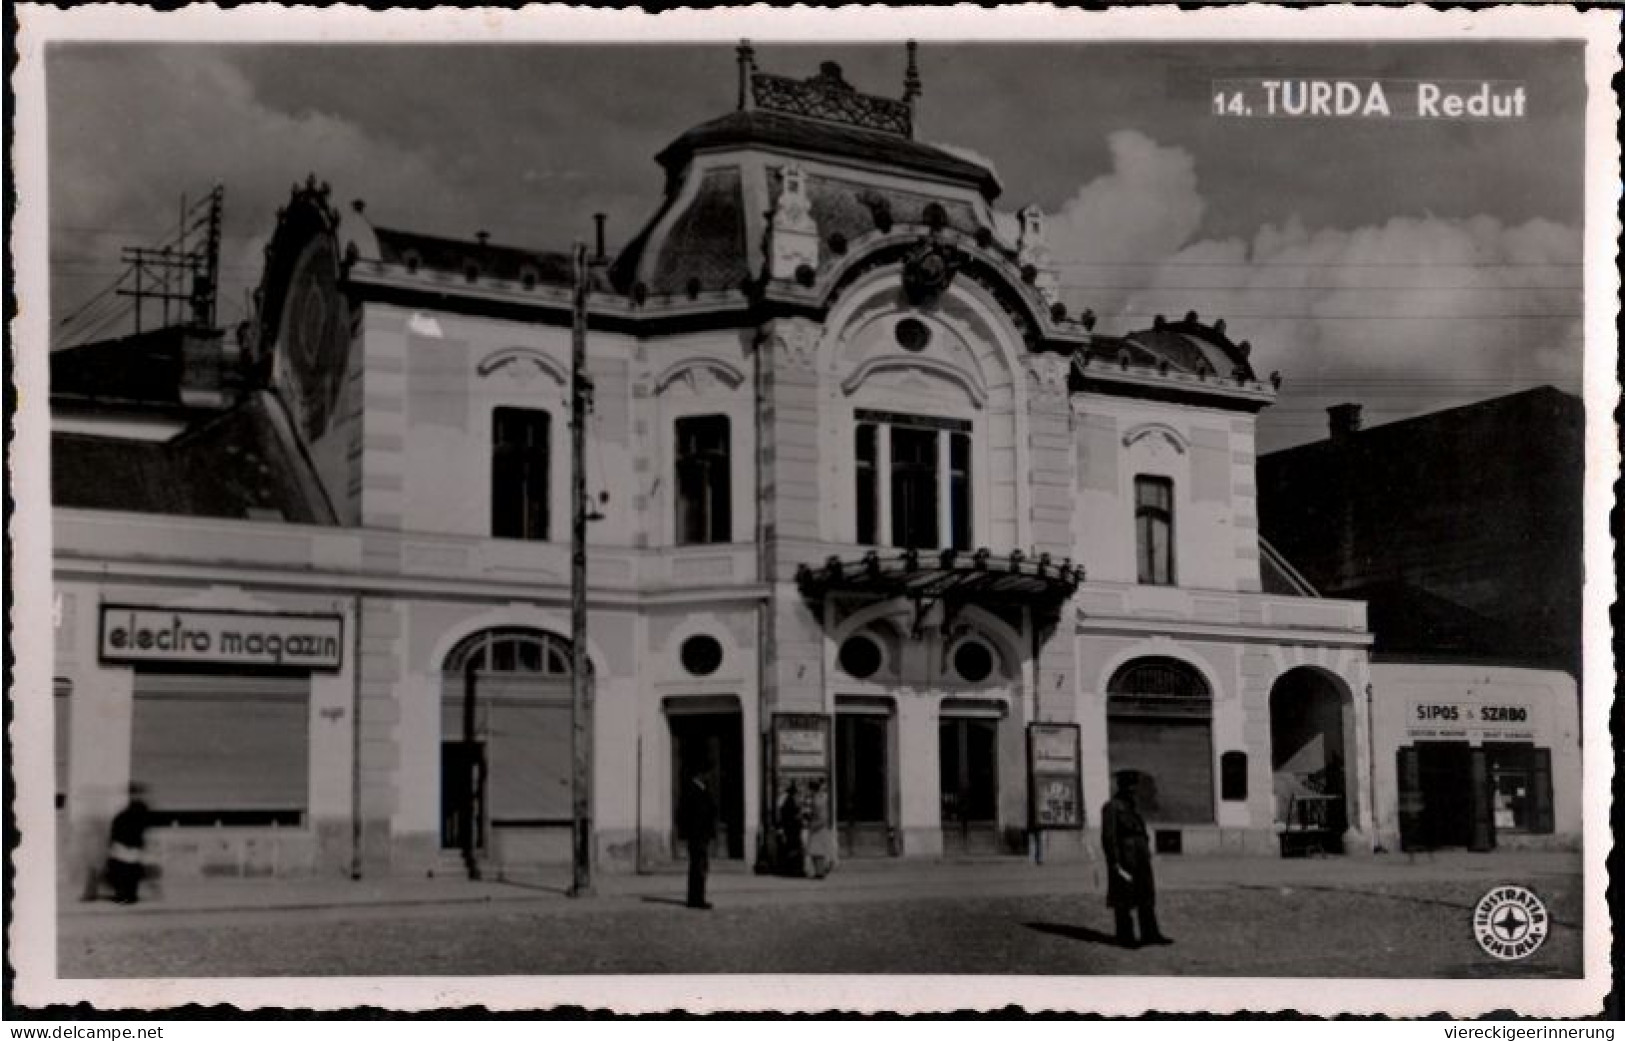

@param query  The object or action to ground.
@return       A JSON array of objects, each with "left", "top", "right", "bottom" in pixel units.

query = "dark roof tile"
[{"left": 53, "top": 391, "right": 336, "bottom": 525}]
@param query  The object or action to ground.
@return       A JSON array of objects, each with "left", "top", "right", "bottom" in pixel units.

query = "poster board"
[
  {"left": 1028, "top": 722, "right": 1083, "bottom": 829},
  {"left": 771, "top": 712, "right": 831, "bottom": 797}
]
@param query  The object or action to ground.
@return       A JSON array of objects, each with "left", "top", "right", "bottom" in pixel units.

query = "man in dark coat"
[
  {"left": 1101, "top": 771, "right": 1170, "bottom": 947},
  {"left": 106, "top": 784, "right": 151, "bottom": 905},
  {"left": 678, "top": 772, "right": 717, "bottom": 910}
]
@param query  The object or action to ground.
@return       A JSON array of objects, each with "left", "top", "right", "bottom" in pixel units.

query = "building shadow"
[{"left": 1023, "top": 920, "right": 1122, "bottom": 947}]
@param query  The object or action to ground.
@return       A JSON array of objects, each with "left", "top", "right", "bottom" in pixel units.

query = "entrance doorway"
[
  {"left": 939, "top": 716, "right": 999, "bottom": 855},
  {"left": 836, "top": 708, "right": 893, "bottom": 857},
  {"left": 440, "top": 740, "right": 485, "bottom": 852},
  {"left": 1398, "top": 740, "right": 1498, "bottom": 851},
  {"left": 669, "top": 709, "right": 744, "bottom": 860},
  {"left": 1268, "top": 667, "right": 1351, "bottom": 851}
]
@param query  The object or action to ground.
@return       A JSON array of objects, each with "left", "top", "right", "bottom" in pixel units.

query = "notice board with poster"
[
  {"left": 1028, "top": 722, "right": 1083, "bottom": 829},
  {"left": 771, "top": 712, "right": 831, "bottom": 801}
]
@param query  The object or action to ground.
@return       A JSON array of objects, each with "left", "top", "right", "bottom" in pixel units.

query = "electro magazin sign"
[{"left": 99, "top": 606, "right": 344, "bottom": 670}]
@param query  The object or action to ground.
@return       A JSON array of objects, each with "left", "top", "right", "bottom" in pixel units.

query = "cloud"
[
  {"left": 1040, "top": 130, "right": 1582, "bottom": 446},
  {"left": 1125, "top": 213, "right": 1582, "bottom": 392},
  {"left": 1043, "top": 130, "right": 1206, "bottom": 318},
  {"left": 49, "top": 48, "right": 460, "bottom": 339}
]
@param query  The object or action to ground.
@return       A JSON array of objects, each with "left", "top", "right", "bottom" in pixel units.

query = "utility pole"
[
  {"left": 569, "top": 240, "right": 595, "bottom": 897},
  {"left": 115, "top": 186, "right": 225, "bottom": 337}
]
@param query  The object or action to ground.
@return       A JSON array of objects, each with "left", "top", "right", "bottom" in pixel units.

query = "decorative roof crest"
[{"left": 747, "top": 49, "right": 916, "bottom": 138}]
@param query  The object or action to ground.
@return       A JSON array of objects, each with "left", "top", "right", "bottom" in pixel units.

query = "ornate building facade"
[{"left": 53, "top": 47, "right": 1374, "bottom": 880}]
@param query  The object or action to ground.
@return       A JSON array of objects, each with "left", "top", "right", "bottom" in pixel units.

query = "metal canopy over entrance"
[{"left": 795, "top": 549, "right": 1083, "bottom": 636}]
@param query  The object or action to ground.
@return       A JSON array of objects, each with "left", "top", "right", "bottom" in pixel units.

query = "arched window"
[
  {"left": 443, "top": 627, "right": 576, "bottom": 675},
  {"left": 1106, "top": 657, "right": 1214, "bottom": 824},
  {"left": 1108, "top": 657, "right": 1208, "bottom": 702}
]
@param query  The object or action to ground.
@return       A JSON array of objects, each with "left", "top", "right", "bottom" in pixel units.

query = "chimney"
[
  {"left": 593, "top": 213, "right": 607, "bottom": 262},
  {"left": 1328, "top": 402, "right": 1363, "bottom": 441}
]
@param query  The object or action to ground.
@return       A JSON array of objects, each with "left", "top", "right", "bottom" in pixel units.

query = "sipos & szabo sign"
[{"left": 99, "top": 605, "right": 344, "bottom": 670}]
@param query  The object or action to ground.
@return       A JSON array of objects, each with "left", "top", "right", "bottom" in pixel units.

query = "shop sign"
[
  {"left": 1027, "top": 722, "right": 1083, "bottom": 829},
  {"left": 1406, "top": 700, "right": 1535, "bottom": 738},
  {"left": 99, "top": 606, "right": 344, "bottom": 670}
]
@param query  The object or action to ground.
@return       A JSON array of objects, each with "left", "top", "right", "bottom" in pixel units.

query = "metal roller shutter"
[
  {"left": 1106, "top": 717, "right": 1214, "bottom": 824},
  {"left": 442, "top": 676, "right": 572, "bottom": 825},
  {"left": 131, "top": 671, "right": 309, "bottom": 825}
]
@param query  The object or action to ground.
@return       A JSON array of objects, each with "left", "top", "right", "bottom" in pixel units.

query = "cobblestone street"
[{"left": 56, "top": 854, "right": 1584, "bottom": 979}]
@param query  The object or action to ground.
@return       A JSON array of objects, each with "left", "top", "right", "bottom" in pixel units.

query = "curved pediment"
[
  {"left": 476, "top": 348, "right": 569, "bottom": 387},
  {"left": 653, "top": 356, "right": 747, "bottom": 395},
  {"left": 1121, "top": 422, "right": 1190, "bottom": 455},
  {"left": 840, "top": 354, "right": 987, "bottom": 409}
]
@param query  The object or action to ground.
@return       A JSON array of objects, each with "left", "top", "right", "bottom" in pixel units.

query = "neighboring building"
[
  {"left": 1259, "top": 390, "right": 1585, "bottom": 851},
  {"left": 52, "top": 47, "right": 1375, "bottom": 881}
]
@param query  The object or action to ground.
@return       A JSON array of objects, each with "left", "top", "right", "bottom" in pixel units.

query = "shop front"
[
  {"left": 1371, "top": 663, "right": 1580, "bottom": 851},
  {"left": 57, "top": 595, "right": 355, "bottom": 881}
]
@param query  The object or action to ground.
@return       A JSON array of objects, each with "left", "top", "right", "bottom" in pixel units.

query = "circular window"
[
  {"left": 953, "top": 641, "right": 995, "bottom": 683},
  {"left": 680, "top": 635, "right": 724, "bottom": 677},
  {"left": 839, "top": 635, "right": 883, "bottom": 679},
  {"left": 895, "top": 318, "right": 931, "bottom": 353}
]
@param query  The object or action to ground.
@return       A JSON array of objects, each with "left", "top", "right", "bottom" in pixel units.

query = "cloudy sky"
[{"left": 46, "top": 40, "right": 1585, "bottom": 450}]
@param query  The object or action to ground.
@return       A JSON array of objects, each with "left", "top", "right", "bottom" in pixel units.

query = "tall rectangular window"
[
  {"left": 675, "top": 415, "right": 731, "bottom": 544},
  {"left": 855, "top": 423, "right": 879, "bottom": 545},
  {"left": 853, "top": 410, "right": 973, "bottom": 549},
  {"left": 492, "top": 408, "right": 550, "bottom": 540},
  {"left": 890, "top": 426, "right": 940, "bottom": 549},
  {"left": 1135, "top": 475, "right": 1175, "bottom": 585}
]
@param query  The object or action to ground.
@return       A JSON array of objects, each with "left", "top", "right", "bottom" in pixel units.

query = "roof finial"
[
  {"left": 903, "top": 41, "right": 921, "bottom": 138},
  {"left": 737, "top": 39, "right": 757, "bottom": 111}
]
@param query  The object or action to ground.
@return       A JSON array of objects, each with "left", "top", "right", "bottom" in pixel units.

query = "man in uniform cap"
[{"left": 1101, "top": 770, "right": 1171, "bottom": 947}]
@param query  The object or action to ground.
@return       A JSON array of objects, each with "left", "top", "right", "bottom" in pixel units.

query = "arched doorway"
[
  {"left": 1268, "top": 667, "right": 1352, "bottom": 854},
  {"left": 440, "top": 628, "right": 581, "bottom": 869},
  {"left": 1106, "top": 657, "right": 1215, "bottom": 824}
]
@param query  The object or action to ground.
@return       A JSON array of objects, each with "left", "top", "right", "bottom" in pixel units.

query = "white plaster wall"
[
  {"left": 1071, "top": 393, "right": 1256, "bottom": 592},
  {"left": 642, "top": 330, "right": 759, "bottom": 548},
  {"left": 1369, "top": 663, "right": 1582, "bottom": 845},
  {"left": 381, "top": 304, "right": 638, "bottom": 546}
]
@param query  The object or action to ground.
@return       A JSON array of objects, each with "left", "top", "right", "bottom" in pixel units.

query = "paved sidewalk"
[{"left": 59, "top": 847, "right": 1581, "bottom": 920}]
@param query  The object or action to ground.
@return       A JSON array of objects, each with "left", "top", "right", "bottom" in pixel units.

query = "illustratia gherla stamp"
[{"left": 1473, "top": 885, "right": 1551, "bottom": 961}]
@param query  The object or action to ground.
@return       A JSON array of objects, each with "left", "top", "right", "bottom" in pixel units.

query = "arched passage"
[
  {"left": 1268, "top": 667, "right": 1354, "bottom": 854},
  {"left": 439, "top": 628, "right": 584, "bottom": 868}
]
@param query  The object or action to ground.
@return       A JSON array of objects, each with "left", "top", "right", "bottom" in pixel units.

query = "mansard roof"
[
  {"left": 657, "top": 109, "right": 1000, "bottom": 199},
  {"left": 655, "top": 52, "right": 1001, "bottom": 200},
  {"left": 1109, "top": 313, "right": 1259, "bottom": 382},
  {"left": 372, "top": 227, "right": 617, "bottom": 294}
]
